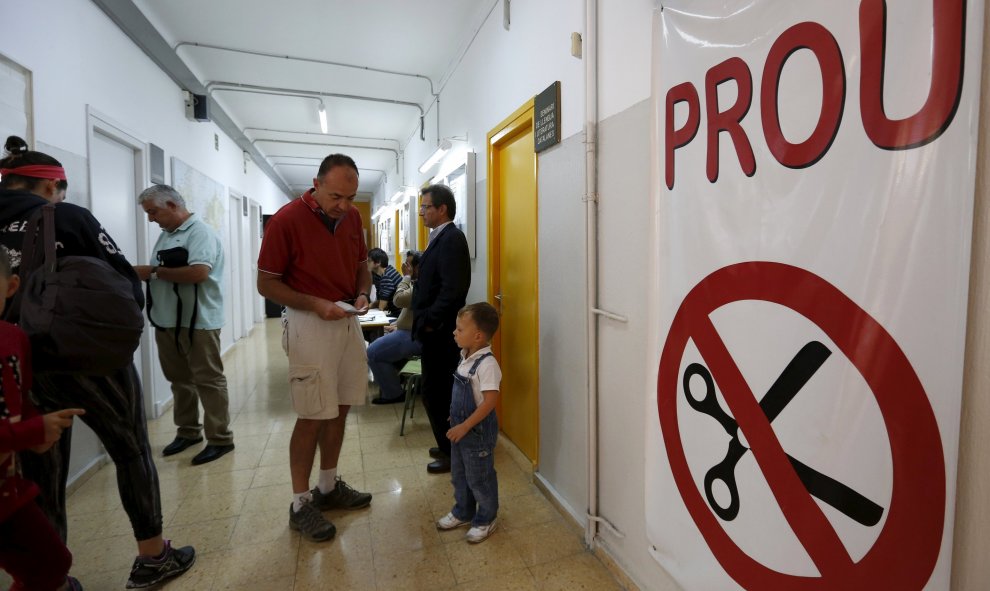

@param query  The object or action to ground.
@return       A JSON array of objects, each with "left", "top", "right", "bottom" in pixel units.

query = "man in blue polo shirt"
[{"left": 134, "top": 184, "right": 234, "bottom": 466}]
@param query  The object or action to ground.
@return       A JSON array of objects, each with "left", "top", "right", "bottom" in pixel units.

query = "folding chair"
[{"left": 398, "top": 358, "right": 423, "bottom": 436}]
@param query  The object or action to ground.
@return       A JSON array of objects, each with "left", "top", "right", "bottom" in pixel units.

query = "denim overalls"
[{"left": 449, "top": 352, "right": 499, "bottom": 526}]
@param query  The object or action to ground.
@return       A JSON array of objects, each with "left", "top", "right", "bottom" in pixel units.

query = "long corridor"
[{"left": 30, "top": 320, "right": 623, "bottom": 590}]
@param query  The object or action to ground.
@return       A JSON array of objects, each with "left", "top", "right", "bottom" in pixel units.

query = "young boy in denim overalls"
[{"left": 435, "top": 302, "right": 502, "bottom": 543}]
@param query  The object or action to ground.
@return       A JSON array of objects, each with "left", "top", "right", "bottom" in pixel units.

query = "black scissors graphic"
[{"left": 683, "top": 341, "right": 884, "bottom": 527}]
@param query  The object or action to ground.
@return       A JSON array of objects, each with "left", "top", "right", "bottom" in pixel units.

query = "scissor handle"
[
  {"left": 683, "top": 363, "right": 737, "bottom": 436},
  {"left": 704, "top": 437, "right": 747, "bottom": 521}
]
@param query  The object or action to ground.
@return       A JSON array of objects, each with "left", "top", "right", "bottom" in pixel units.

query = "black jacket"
[
  {"left": 0, "top": 189, "right": 144, "bottom": 308},
  {"left": 411, "top": 223, "right": 471, "bottom": 341}
]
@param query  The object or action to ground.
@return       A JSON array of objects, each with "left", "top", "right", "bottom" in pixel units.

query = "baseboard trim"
[
  {"left": 530, "top": 473, "right": 640, "bottom": 591},
  {"left": 66, "top": 453, "right": 109, "bottom": 495}
]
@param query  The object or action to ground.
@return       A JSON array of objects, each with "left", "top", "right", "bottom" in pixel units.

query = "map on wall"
[{"left": 171, "top": 157, "right": 227, "bottom": 241}]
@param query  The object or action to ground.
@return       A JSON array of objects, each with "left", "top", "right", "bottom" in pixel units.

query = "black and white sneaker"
[{"left": 125, "top": 540, "right": 195, "bottom": 589}]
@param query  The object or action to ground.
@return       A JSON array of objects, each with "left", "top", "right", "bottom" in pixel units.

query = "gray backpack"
[{"left": 9, "top": 205, "right": 144, "bottom": 375}]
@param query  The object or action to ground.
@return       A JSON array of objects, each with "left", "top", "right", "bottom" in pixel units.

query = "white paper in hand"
[{"left": 335, "top": 301, "right": 361, "bottom": 315}]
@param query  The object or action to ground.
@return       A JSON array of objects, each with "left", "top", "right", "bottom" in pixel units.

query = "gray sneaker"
[
  {"left": 289, "top": 501, "right": 337, "bottom": 542},
  {"left": 311, "top": 477, "right": 372, "bottom": 511}
]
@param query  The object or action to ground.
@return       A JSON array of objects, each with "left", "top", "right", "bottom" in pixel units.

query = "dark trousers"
[
  {"left": 20, "top": 364, "right": 164, "bottom": 542},
  {"left": 419, "top": 331, "right": 462, "bottom": 456},
  {"left": 0, "top": 502, "right": 73, "bottom": 591}
]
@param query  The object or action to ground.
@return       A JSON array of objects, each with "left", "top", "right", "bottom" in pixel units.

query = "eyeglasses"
[{"left": 419, "top": 203, "right": 435, "bottom": 211}]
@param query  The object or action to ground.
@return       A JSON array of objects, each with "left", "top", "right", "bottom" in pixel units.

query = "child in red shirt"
[{"left": 0, "top": 247, "right": 84, "bottom": 591}]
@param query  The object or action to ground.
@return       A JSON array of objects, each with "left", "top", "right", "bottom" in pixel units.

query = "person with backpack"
[
  {"left": 134, "top": 184, "right": 234, "bottom": 466},
  {"left": 0, "top": 136, "right": 195, "bottom": 589}
]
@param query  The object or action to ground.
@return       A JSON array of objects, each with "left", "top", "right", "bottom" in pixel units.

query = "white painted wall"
[
  {"left": 0, "top": 0, "right": 288, "bottom": 216},
  {"left": 0, "top": 0, "right": 290, "bottom": 483}
]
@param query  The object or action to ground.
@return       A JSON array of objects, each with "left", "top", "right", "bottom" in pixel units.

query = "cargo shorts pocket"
[{"left": 289, "top": 366, "right": 323, "bottom": 416}]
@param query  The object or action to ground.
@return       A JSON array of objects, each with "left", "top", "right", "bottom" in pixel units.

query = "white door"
[
  {"left": 90, "top": 131, "right": 143, "bottom": 375},
  {"left": 250, "top": 203, "right": 264, "bottom": 323},
  {"left": 226, "top": 195, "right": 242, "bottom": 343},
  {"left": 238, "top": 201, "right": 251, "bottom": 335}
]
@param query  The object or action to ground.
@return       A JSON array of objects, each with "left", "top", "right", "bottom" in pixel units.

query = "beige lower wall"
[{"left": 951, "top": 6, "right": 990, "bottom": 590}]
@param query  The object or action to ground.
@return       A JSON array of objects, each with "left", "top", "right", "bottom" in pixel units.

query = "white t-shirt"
[{"left": 456, "top": 345, "right": 502, "bottom": 407}]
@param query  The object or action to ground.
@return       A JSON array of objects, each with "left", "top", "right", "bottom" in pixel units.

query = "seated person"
[
  {"left": 368, "top": 248, "right": 402, "bottom": 316},
  {"left": 368, "top": 251, "right": 422, "bottom": 404}
]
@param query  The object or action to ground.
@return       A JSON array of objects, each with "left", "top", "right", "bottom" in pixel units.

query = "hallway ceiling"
[{"left": 129, "top": 0, "right": 494, "bottom": 198}]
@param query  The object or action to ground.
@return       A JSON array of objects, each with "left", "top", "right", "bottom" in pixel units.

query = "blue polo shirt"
[{"left": 149, "top": 214, "right": 225, "bottom": 330}]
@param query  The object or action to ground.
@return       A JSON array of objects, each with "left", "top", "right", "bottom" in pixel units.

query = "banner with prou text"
[{"left": 645, "top": 1, "right": 983, "bottom": 589}]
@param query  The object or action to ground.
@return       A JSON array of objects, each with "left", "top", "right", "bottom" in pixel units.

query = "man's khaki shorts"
[{"left": 284, "top": 307, "right": 367, "bottom": 420}]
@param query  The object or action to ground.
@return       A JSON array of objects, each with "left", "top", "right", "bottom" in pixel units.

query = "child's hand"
[
  {"left": 41, "top": 409, "right": 85, "bottom": 444},
  {"left": 446, "top": 424, "right": 469, "bottom": 443}
]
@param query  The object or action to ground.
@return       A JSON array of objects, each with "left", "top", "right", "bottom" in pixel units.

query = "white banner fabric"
[{"left": 646, "top": 2, "right": 984, "bottom": 589}]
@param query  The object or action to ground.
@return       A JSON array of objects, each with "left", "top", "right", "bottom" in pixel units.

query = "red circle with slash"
[{"left": 656, "top": 262, "right": 945, "bottom": 589}]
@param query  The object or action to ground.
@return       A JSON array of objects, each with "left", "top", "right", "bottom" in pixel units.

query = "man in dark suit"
[{"left": 412, "top": 184, "right": 471, "bottom": 473}]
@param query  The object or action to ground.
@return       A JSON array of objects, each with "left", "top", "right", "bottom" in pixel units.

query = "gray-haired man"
[{"left": 133, "top": 184, "right": 234, "bottom": 466}]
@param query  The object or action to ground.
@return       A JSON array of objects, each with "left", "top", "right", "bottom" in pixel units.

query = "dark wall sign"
[{"left": 534, "top": 81, "right": 561, "bottom": 153}]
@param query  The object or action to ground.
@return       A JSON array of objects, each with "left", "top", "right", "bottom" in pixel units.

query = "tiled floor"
[{"left": 5, "top": 319, "right": 625, "bottom": 590}]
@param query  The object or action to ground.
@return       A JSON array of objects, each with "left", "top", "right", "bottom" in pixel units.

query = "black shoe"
[
  {"left": 125, "top": 540, "right": 195, "bottom": 589},
  {"left": 310, "top": 477, "right": 372, "bottom": 510},
  {"left": 427, "top": 458, "right": 451, "bottom": 474},
  {"left": 371, "top": 395, "right": 405, "bottom": 405},
  {"left": 191, "top": 444, "right": 235, "bottom": 466},
  {"left": 162, "top": 437, "right": 203, "bottom": 457},
  {"left": 289, "top": 502, "right": 336, "bottom": 542},
  {"left": 428, "top": 447, "right": 446, "bottom": 459}
]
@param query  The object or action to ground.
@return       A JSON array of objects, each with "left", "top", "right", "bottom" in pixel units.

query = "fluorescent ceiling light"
[
  {"left": 391, "top": 190, "right": 404, "bottom": 202},
  {"left": 418, "top": 138, "right": 452, "bottom": 173},
  {"left": 318, "top": 101, "right": 328, "bottom": 134}
]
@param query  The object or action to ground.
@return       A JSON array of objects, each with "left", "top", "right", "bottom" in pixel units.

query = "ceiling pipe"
[
  {"left": 252, "top": 138, "right": 400, "bottom": 173},
  {"left": 271, "top": 162, "right": 387, "bottom": 182},
  {"left": 205, "top": 81, "right": 426, "bottom": 140},
  {"left": 175, "top": 41, "right": 438, "bottom": 97},
  {"left": 243, "top": 127, "right": 401, "bottom": 149}
]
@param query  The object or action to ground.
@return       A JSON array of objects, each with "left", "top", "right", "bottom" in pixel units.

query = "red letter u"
[{"left": 860, "top": 0, "right": 966, "bottom": 149}]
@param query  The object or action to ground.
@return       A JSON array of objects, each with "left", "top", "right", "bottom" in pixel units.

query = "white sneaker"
[
  {"left": 466, "top": 519, "right": 497, "bottom": 543},
  {"left": 436, "top": 512, "right": 470, "bottom": 531}
]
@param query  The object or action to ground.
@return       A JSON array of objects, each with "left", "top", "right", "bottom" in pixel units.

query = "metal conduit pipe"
[
  {"left": 206, "top": 81, "right": 426, "bottom": 140},
  {"left": 175, "top": 41, "right": 438, "bottom": 97},
  {"left": 252, "top": 138, "right": 400, "bottom": 173},
  {"left": 272, "top": 162, "right": 387, "bottom": 182},
  {"left": 243, "top": 127, "right": 401, "bottom": 149},
  {"left": 584, "top": 0, "right": 601, "bottom": 550}
]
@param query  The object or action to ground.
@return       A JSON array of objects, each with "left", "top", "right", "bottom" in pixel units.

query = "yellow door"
[{"left": 488, "top": 100, "right": 539, "bottom": 466}]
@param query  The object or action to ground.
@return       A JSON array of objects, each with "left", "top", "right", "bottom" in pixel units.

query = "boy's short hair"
[
  {"left": 459, "top": 302, "right": 500, "bottom": 339},
  {"left": 0, "top": 247, "right": 11, "bottom": 277}
]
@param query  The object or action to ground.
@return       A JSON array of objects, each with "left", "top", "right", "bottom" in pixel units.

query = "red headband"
[{"left": 0, "top": 164, "right": 67, "bottom": 181}]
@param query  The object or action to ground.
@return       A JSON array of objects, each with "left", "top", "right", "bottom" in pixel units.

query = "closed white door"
[
  {"left": 226, "top": 195, "right": 242, "bottom": 342},
  {"left": 90, "top": 130, "right": 143, "bottom": 380}
]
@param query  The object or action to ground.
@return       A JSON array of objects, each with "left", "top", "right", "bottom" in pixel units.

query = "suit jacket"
[{"left": 411, "top": 223, "right": 471, "bottom": 341}]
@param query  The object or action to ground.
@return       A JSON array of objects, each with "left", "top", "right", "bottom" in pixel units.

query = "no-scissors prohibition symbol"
[{"left": 656, "top": 262, "right": 945, "bottom": 590}]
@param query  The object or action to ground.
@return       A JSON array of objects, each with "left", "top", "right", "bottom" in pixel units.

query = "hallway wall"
[
  {"left": 0, "top": 0, "right": 288, "bottom": 216},
  {"left": 0, "top": 0, "right": 287, "bottom": 486}
]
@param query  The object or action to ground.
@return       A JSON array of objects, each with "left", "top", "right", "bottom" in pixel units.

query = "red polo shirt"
[{"left": 258, "top": 190, "right": 368, "bottom": 302}]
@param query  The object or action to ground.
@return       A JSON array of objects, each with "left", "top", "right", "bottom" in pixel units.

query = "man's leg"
[
  {"left": 155, "top": 329, "right": 202, "bottom": 443},
  {"left": 317, "top": 406, "right": 349, "bottom": 471},
  {"left": 290, "top": 418, "right": 325, "bottom": 494},
  {"left": 367, "top": 331, "right": 410, "bottom": 400},
  {"left": 420, "top": 333, "right": 460, "bottom": 460},
  {"left": 187, "top": 330, "right": 234, "bottom": 459}
]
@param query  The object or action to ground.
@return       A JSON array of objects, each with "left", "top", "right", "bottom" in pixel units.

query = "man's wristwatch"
[
  {"left": 150, "top": 266, "right": 159, "bottom": 281},
  {"left": 358, "top": 291, "right": 369, "bottom": 300}
]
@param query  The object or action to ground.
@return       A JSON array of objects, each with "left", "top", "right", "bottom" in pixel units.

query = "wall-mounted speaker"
[{"left": 183, "top": 90, "right": 210, "bottom": 122}]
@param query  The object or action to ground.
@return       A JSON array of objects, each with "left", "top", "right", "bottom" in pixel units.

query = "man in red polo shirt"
[{"left": 257, "top": 154, "right": 373, "bottom": 542}]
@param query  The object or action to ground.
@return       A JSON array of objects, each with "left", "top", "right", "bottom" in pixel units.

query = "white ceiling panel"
[{"left": 129, "top": 0, "right": 492, "bottom": 193}]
